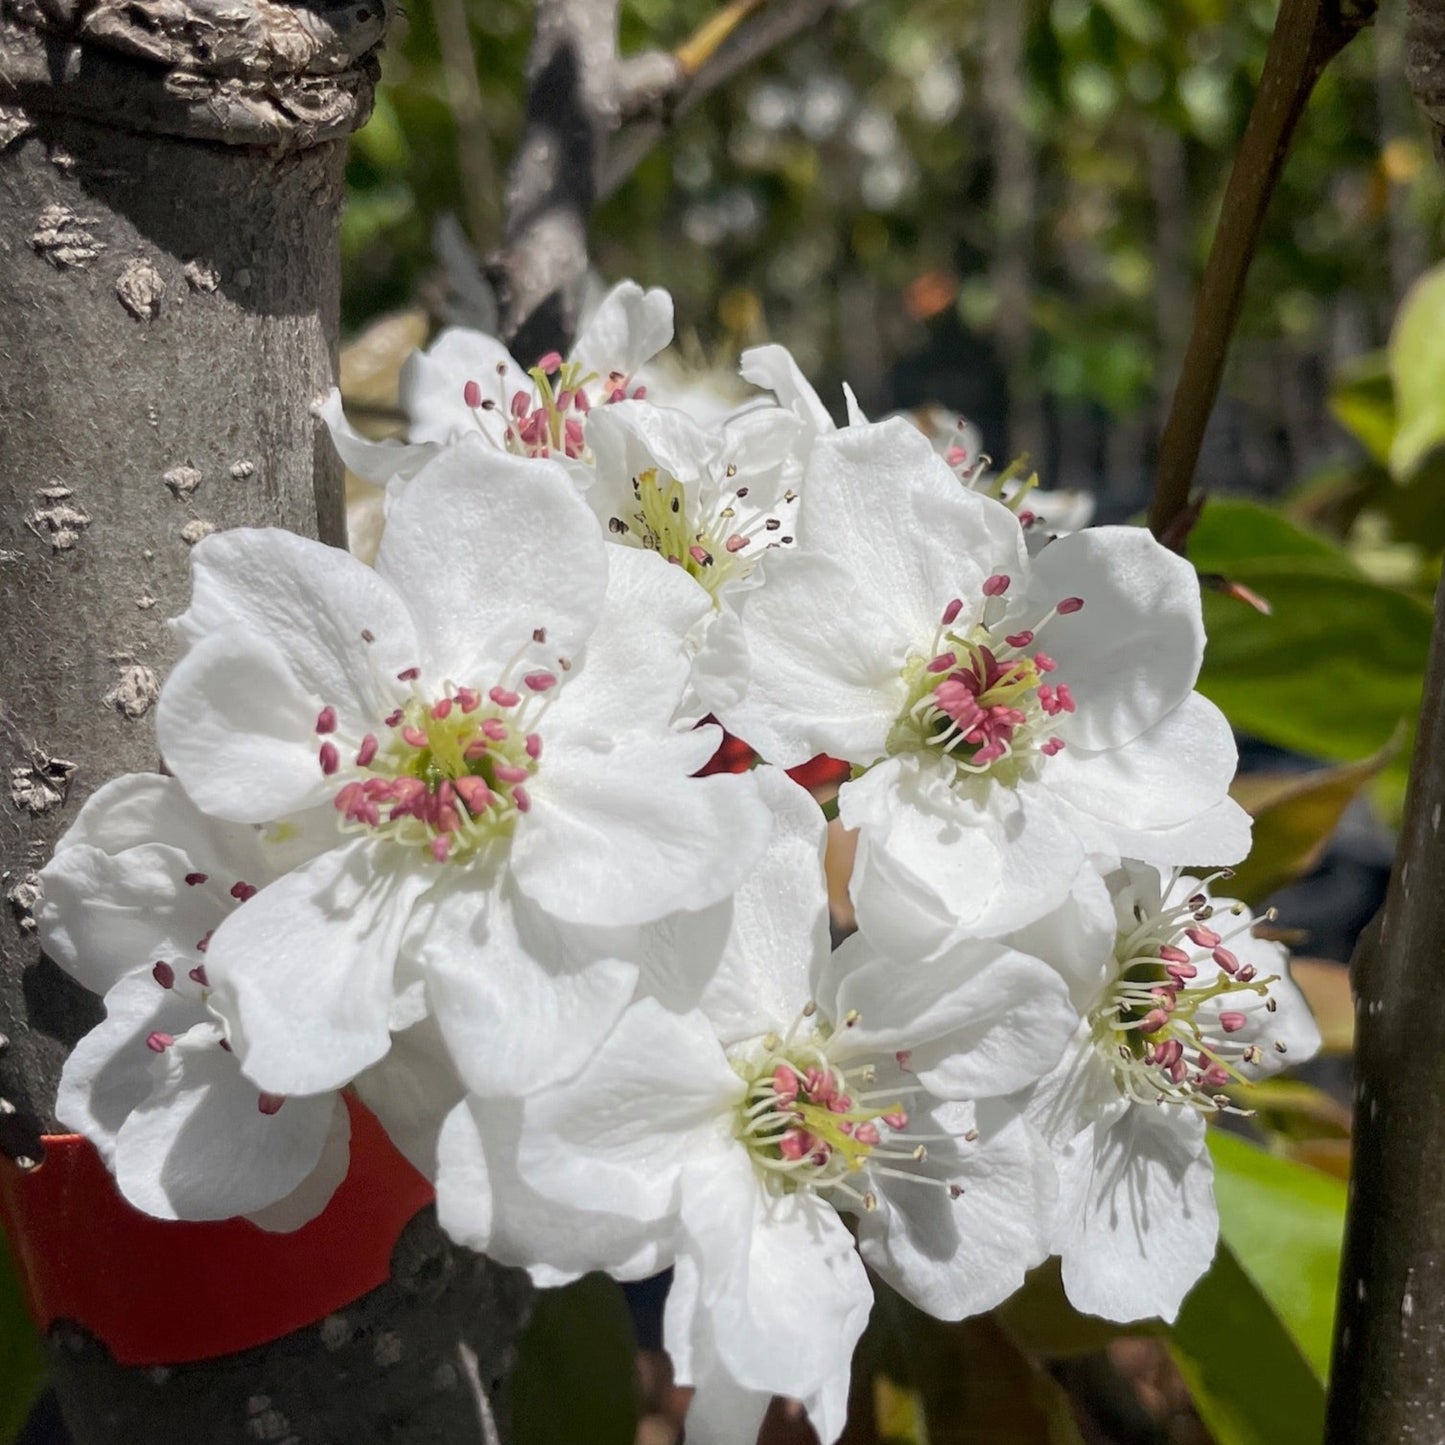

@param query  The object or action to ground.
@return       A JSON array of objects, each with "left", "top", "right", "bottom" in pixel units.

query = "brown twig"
[
  {"left": 1148, "top": 0, "right": 1380, "bottom": 546},
  {"left": 598, "top": 0, "right": 841, "bottom": 202}
]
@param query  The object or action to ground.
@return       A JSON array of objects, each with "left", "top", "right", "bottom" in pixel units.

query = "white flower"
[
  {"left": 1014, "top": 862, "right": 1322, "bottom": 1322},
  {"left": 154, "top": 443, "right": 771, "bottom": 1102},
  {"left": 722, "top": 415, "right": 1250, "bottom": 948},
  {"left": 584, "top": 399, "right": 804, "bottom": 710},
  {"left": 739, "top": 343, "right": 866, "bottom": 442},
  {"left": 319, "top": 280, "right": 674, "bottom": 488},
  {"left": 906, "top": 402, "right": 1096, "bottom": 553},
  {"left": 36, "top": 775, "right": 348, "bottom": 1228},
  {"left": 435, "top": 768, "right": 1074, "bottom": 1443}
]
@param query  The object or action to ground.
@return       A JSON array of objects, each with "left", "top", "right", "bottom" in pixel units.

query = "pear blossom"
[
  {"left": 739, "top": 342, "right": 866, "bottom": 444},
  {"left": 318, "top": 280, "right": 674, "bottom": 489},
  {"left": 36, "top": 774, "right": 348, "bottom": 1227},
  {"left": 435, "top": 769, "right": 1075, "bottom": 1443},
  {"left": 154, "top": 441, "right": 770, "bottom": 1104},
  {"left": 1014, "top": 862, "right": 1322, "bottom": 1322},
  {"left": 584, "top": 399, "right": 804, "bottom": 709},
  {"left": 723, "top": 415, "right": 1250, "bottom": 949},
  {"left": 908, "top": 403, "right": 1096, "bottom": 553}
]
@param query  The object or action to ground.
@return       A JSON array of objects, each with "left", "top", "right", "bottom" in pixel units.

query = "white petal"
[
  {"left": 1007, "top": 868, "right": 1119, "bottom": 1013},
  {"left": 1021, "top": 526, "right": 1203, "bottom": 751},
  {"left": 679, "top": 1149, "right": 873, "bottom": 1404},
  {"left": 674, "top": 1366, "right": 772, "bottom": 1445},
  {"left": 540, "top": 545, "right": 711, "bottom": 738},
  {"left": 352, "top": 1016, "right": 464, "bottom": 1179},
  {"left": 1057, "top": 1106, "right": 1217, "bottom": 1324},
  {"left": 115, "top": 1027, "right": 338, "bottom": 1222},
  {"left": 572, "top": 282, "right": 674, "bottom": 379},
  {"left": 399, "top": 327, "right": 527, "bottom": 446},
  {"left": 207, "top": 841, "right": 433, "bottom": 1094},
  {"left": 245, "top": 1097, "right": 353, "bottom": 1231},
  {"left": 798, "top": 420, "right": 1026, "bottom": 631},
  {"left": 827, "top": 941, "right": 1080, "bottom": 1099},
  {"left": 435, "top": 1098, "right": 671, "bottom": 1280},
  {"left": 419, "top": 880, "right": 638, "bottom": 1098},
  {"left": 517, "top": 999, "right": 741, "bottom": 1222},
  {"left": 55, "top": 974, "right": 196, "bottom": 1164},
  {"left": 687, "top": 601, "right": 751, "bottom": 716},
  {"left": 693, "top": 766, "right": 831, "bottom": 1045},
  {"left": 844, "top": 758, "right": 1084, "bottom": 944},
  {"left": 173, "top": 527, "right": 419, "bottom": 719},
  {"left": 38, "top": 841, "right": 231, "bottom": 996},
  {"left": 586, "top": 398, "right": 715, "bottom": 495},
  {"left": 317, "top": 388, "right": 441, "bottom": 486},
  {"left": 376, "top": 439, "right": 608, "bottom": 685},
  {"left": 1019, "top": 1024, "right": 1130, "bottom": 1151},
  {"left": 48, "top": 773, "right": 257, "bottom": 865},
  {"left": 1047, "top": 692, "right": 1240, "bottom": 833},
  {"left": 859, "top": 1102, "right": 1055, "bottom": 1319},
  {"left": 722, "top": 550, "right": 911, "bottom": 767},
  {"left": 739, "top": 343, "right": 835, "bottom": 435},
  {"left": 665, "top": 1259, "right": 848, "bottom": 1445},
  {"left": 515, "top": 730, "right": 771, "bottom": 926},
  {"left": 38, "top": 775, "right": 273, "bottom": 994},
  {"left": 157, "top": 629, "right": 352, "bottom": 823}
]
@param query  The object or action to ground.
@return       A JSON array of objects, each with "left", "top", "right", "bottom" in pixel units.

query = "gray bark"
[
  {"left": 48, "top": 1207, "right": 531, "bottom": 1445},
  {"left": 1325, "top": 3, "right": 1445, "bottom": 1437},
  {"left": 493, "top": 0, "right": 626, "bottom": 362},
  {"left": 0, "top": 5, "right": 530, "bottom": 1439},
  {"left": 491, "top": 0, "right": 682, "bottom": 359}
]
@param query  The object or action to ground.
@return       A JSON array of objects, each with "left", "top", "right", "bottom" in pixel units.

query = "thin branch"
[
  {"left": 432, "top": 0, "right": 503, "bottom": 250},
  {"left": 1148, "top": 0, "right": 1379, "bottom": 545},
  {"left": 493, "top": 0, "right": 622, "bottom": 360},
  {"left": 495, "top": 0, "right": 836, "bottom": 356},
  {"left": 598, "top": 0, "right": 842, "bottom": 202}
]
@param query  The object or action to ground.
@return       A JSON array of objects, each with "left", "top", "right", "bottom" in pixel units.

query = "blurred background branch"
[{"left": 1149, "top": 0, "right": 1380, "bottom": 545}]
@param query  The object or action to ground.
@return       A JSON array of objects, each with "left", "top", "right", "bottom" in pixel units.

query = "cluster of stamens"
[
  {"left": 1091, "top": 873, "right": 1284, "bottom": 1114},
  {"left": 732, "top": 1007, "right": 972, "bottom": 1213},
  {"left": 143, "top": 869, "right": 284, "bottom": 1115},
  {"left": 940, "top": 424, "right": 1057, "bottom": 538},
  {"left": 891, "top": 576, "right": 1083, "bottom": 781},
  {"left": 320, "top": 650, "right": 553, "bottom": 865},
  {"left": 607, "top": 467, "right": 797, "bottom": 601},
  {"left": 461, "top": 351, "right": 644, "bottom": 461}
]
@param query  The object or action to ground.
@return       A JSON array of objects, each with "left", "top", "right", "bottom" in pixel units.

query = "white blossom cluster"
[{"left": 38, "top": 282, "right": 1319, "bottom": 1443}]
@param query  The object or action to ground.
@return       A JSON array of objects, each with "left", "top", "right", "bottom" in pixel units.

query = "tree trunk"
[
  {"left": 1325, "top": 3, "right": 1445, "bottom": 1438},
  {"left": 0, "top": 5, "right": 529, "bottom": 1438}
]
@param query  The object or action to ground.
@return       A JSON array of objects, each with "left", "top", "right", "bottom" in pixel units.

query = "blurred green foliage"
[
  {"left": 345, "top": 0, "right": 1444, "bottom": 442},
  {"left": 511, "top": 1273, "right": 639, "bottom": 1445},
  {"left": 0, "top": 1240, "right": 44, "bottom": 1444}
]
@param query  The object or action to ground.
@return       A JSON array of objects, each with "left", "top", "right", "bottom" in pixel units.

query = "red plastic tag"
[{"left": 0, "top": 1095, "right": 434, "bottom": 1366}]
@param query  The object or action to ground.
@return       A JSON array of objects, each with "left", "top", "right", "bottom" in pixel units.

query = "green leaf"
[
  {"left": 511, "top": 1274, "right": 638, "bottom": 1445},
  {"left": 0, "top": 1238, "right": 44, "bottom": 1444},
  {"left": 1207, "top": 1131, "right": 1347, "bottom": 1381},
  {"left": 1170, "top": 1244, "right": 1325, "bottom": 1445},
  {"left": 1390, "top": 261, "right": 1445, "bottom": 479},
  {"left": 995, "top": 1258, "right": 1165, "bottom": 1358},
  {"left": 1226, "top": 735, "right": 1400, "bottom": 905},
  {"left": 1188, "top": 497, "right": 1359, "bottom": 577},
  {"left": 870, "top": 1287, "right": 1086, "bottom": 1444},
  {"left": 1185, "top": 501, "right": 1430, "bottom": 780},
  {"left": 1328, "top": 351, "right": 1394, "bottom": 466}
]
